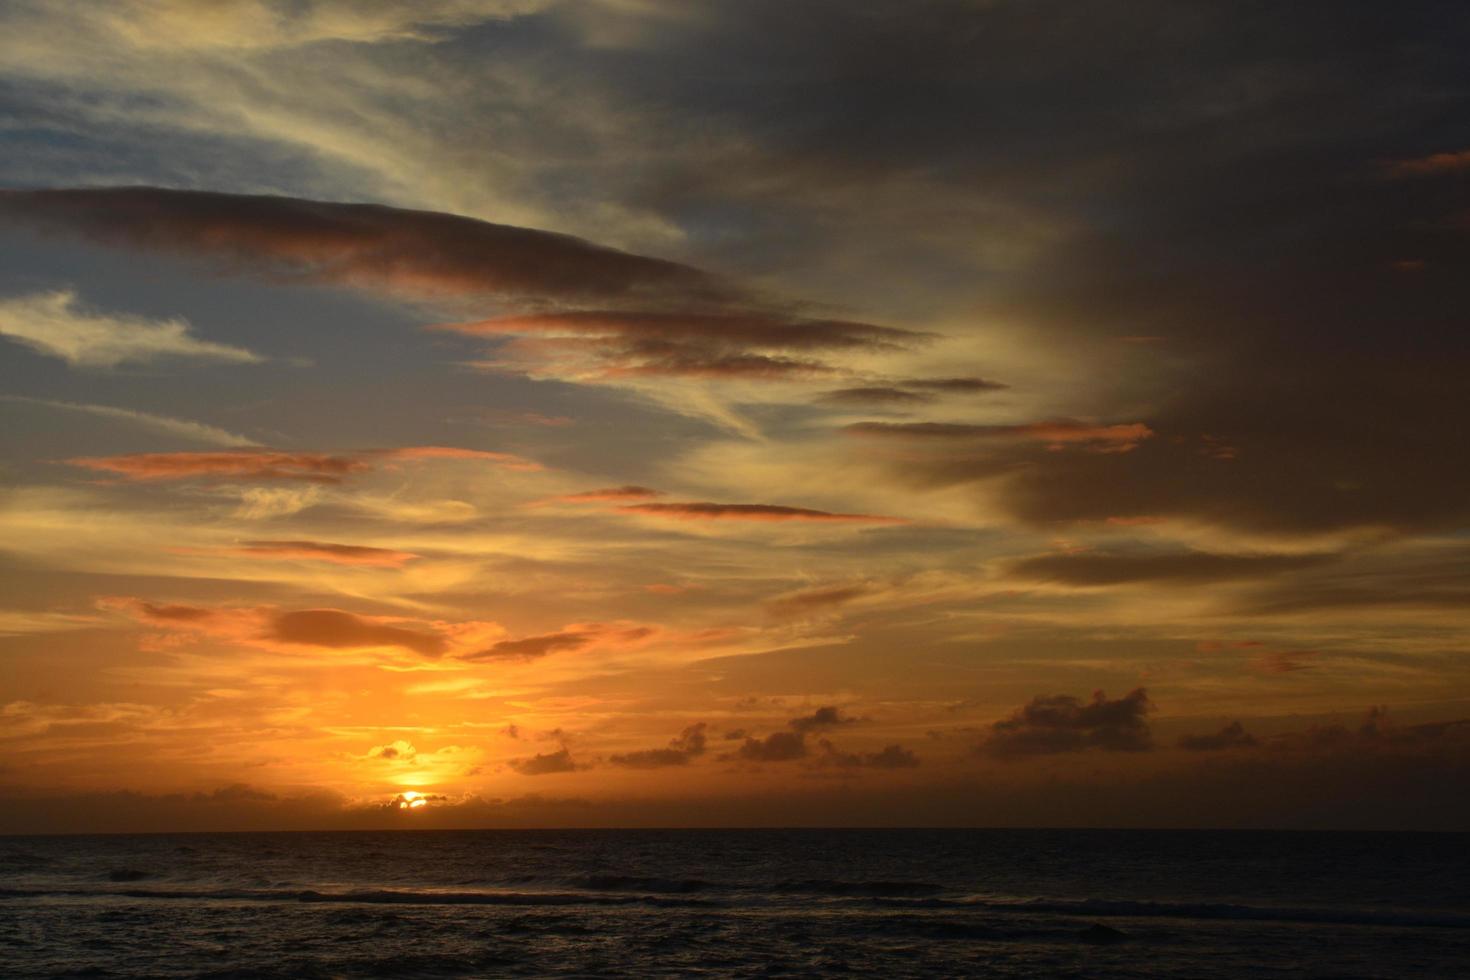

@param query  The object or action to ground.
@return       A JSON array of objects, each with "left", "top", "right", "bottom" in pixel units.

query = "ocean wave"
[
  {"left": 0, "top": 885, "right": 723, "bottom": 909},
  {"left": 772, "top": 878, "right": 947, "bottom": 897},
  {"left": 913, "top": 896, "right": 1470, "bottom": 929},
  {"left": 565, "top": 874, "right": 715, "bottom": 893},
  {"left": 4, "top": 882, "right": 1465, "bottom": 930}
]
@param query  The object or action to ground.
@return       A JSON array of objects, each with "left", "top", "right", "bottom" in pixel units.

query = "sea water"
[{"left": 2, "top": 828, "right": 1467, "bottom": 978}]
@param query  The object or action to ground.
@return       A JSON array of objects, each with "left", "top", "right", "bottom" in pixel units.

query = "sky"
[{"left": 1, "top": 0, "right": 1468, "bottom": 833}]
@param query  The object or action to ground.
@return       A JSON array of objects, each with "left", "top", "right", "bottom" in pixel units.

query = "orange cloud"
[
  {"left": 99, "top": 597, "right": 485, "bottom": 659},
  {"left": 67, "top": 450, "right": 366, "bottom": 483},
  {"left": 845, "top": 420, "right": 1154, "bottom": 452},
  {"left": 643, "top": 583, "right": 687, "bottom": 595},
  {"left": 373, "top": 446, "right": 541, "bottom": 470},
  {"left": 559, "top": 486, "right": 664, "bottom": 502},
  {"left": 199, "top": 540, "right": 420, "bottom": 567},
  {"left": 619, "top": 502, "right": 905, "bottom": 524},
  {"left": 1385, "top": 149, "right": 1470, "bottom": 177},
  {"left": 66, "top": 445, "right": 536, "bottom": 483}
]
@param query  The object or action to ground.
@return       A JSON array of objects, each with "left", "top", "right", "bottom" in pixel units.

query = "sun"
[{"left": 394, "top": 791, "right": 428, "bottom": 810}]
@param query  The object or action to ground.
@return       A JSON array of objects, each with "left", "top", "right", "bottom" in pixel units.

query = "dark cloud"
[
  {"left": 789, "top": 706, "right": 860, "bottom": 732},
  {"left": 268, "top": 609, "right": 446, "bottom": 657},
  {"left": 135, "top": 602, "right": 211, "bottom": 622},
  {"left": 464, "top": 623, "right": 656, "bottom": 662},
  {"left": 1179, "top": 721, "right": 1259, "bottom": 752},
  {"left": 984, "top": 689, "right": 1154, "bottom": 758},
  {"left": 1008, "top": 550, "right": 1334, "bottom": 586},
  {"left": 736, "top": 730, "right": 808, "bottom": 762},
  {"left": 435, "top": 309, "right": 925, "bottom": 381},
  {"left": 383, "top": 792, "right": 448, "bottom": 811},
  {"left": 508, "top": 748, "right": 580, "bottom": 776},
  {"left": 609, "top": 723, "right": 708, "bottom": 768},
  {"left": 592, "top": 1, "right": 1470, "bottom": 540},
  {"left": 818, "top": 740, "right": 920, "bottom": 769},
  {"left": 620, "top": 502, "right": 903, "bottom": 523},
  {"left": 901, "top": 378, "right": 1009, "bottom": 393},
  {"left": 369, "top": 742, "right": 417, "bottom": 761},
  {"left": 817, "top": 386, "right": 932, "bottom": 405},
  {"left": 765, "top": 584, "right": 871, "bottom": 618},
  {"left": 1267, "top": 707, "right": 1470, "bottom": 755},
  {"left": 439, "top": 310, "right": 920, "bottom": 352},
  {"left": 465, "top": 630, "right": 595, "bottom": 662},
  {"left": 1225, "top": 548, "right": 1470, "bottom": 615},
  {"left": 0, "top": 187, "right": 729, "bottom": 306}
]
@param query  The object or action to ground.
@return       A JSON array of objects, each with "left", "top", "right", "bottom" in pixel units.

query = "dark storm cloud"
[
  {"left": 0, "top": 187, "right": 729, "bottom": 305},
  {"left": 1178, "top": 721, "right": 1259, "bottom": 752},
  {"left": 609, "top": 723, "right": 708, "bottom": 768},
  {"left": 984, "top": 689, "right": 1154, "bottom": 758},
  {"left": 1008, "top": 550, "right": 1335, "bottom": 587},
  {"left": 788, "top": 706, "right": 860, "bottom": 733}
]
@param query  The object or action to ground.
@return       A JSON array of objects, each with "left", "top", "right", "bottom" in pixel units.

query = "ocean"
[{"left": 2, "top": 828, "right": 1467, "bottom": 978}]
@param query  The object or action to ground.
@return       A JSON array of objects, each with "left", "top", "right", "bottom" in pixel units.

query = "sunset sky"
[{"left": 1, "top": 0, "right": 1468, "bottom": 832}]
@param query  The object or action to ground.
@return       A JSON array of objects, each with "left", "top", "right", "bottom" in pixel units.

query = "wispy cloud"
[
  {"left": 619, "top": 502, "right": 905, "bottom": 523},
  {"left": 65, "top": 445, "right": 537, "bottom": 483},
  {"left": 846, "top": 420, "right": 1153, "bottom": 452},
  {"left": 2, "top": 395, "right": 257, "bottom": 447},
  {"left": 0, "top": 290, "right": 262, "bottom": 368}
]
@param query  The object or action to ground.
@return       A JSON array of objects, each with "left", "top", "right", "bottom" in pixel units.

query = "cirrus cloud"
[
  {"left": 619, "top": 502, "right": 904, "bottom": 524},
  {"left": 64, "top": 444, "right": 537, "bottom": 483},
  {"left": 0, "top": 289, "right": 262, "bottom": 368}
]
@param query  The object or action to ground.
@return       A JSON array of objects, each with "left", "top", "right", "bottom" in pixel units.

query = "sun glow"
[{"left": 392, "top": 791, "right": 428, "bottom": 810}]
